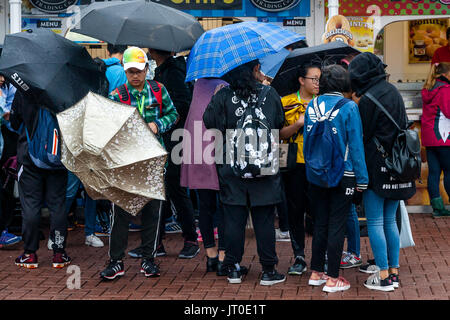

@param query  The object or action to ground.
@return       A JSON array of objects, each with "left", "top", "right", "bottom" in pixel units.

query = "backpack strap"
[
  {"left": 116, "top": 84, "right": 131, "bottom": 105},
  {"left": 312, "top": 96, "right": 350, "bottom": 120},
  {"left": 364, "top": 92, "right": 402, "bottom": 131},
  {"left": 147, "top": 80, "right": 163, "bottom": 115},
  {"left": 255, "top": 85, "right": 271, "bottom": 109}
]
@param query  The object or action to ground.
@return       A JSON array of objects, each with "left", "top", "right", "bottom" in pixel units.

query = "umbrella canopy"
[
  {"left": 271, "top": 42, "right": 361, "bottom": 97},
  {"left": 259, "top": 48, "right": 291, "bottom": 80},
  {"left": 185, "top": 21, "right": 304, "bottom": 82},
  {"left": 57, "top": 92, "right": 168, "bottom": 215},
  {"left": 71, "top": 0, "right": 204, "bottom": 52},
  {"left": 0, "top": 29, "right": 103, "bottom": 113}
]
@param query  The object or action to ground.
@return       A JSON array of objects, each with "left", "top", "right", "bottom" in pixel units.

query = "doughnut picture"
[
  {"left": 322, "top": 15, "right": 355, "bottom": 47},
  {"left": 409, "top": 19, "right": 449, "bottom": 63}
]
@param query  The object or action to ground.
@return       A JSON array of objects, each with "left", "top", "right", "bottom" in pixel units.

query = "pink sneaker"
[
  {"left": 308, "top": 271, "right": 329, "bottom": 286},
  {"left": 323, "top": 276, "right": 351, "bottom": 293}
]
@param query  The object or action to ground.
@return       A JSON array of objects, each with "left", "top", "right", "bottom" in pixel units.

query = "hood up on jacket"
[
  {"left": 422, "top": 76, "right": 450, "bottom": 105},
  {"left": 348, "top": 52, "right": 387, "bottom": 97}
]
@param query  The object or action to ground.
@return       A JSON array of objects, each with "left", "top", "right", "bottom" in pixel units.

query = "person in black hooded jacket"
[
  {"left": 349, "top": 52, "right": 415, "bottom": 292},
  {"left": 147, "top": 49, "right": 199, "bottom": 259}
]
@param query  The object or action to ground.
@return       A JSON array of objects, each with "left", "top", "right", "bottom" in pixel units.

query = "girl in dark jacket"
[
  {"left": 421, "top": 62, "right": 450, "bottom": 217},
  {"left": 203, "top": 59, "right": 286, "bottom": 286},
  {"left": 349, "top": 52, "right": 415, "bottom": 292}
]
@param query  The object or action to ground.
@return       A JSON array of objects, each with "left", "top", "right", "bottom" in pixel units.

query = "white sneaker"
[
  {"left": 47, "top": 238, "right": 53, "bottom": 250},
  {"left": 85, "top": 234, "right": 104, "bottom": 247},
  {"left": 275, "top": 228, "right": 291, "bottom": 242}
]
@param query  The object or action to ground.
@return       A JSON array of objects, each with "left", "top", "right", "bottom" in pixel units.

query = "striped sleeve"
[{"left": 154, "top": 84, "right": 179, "bottom": 134}]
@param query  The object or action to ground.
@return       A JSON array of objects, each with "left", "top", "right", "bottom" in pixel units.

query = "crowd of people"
[{"left": 0, "top": 27, "right": 449, "bottom": 293}]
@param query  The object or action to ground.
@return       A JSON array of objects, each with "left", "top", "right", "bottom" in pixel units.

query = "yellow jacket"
[{"left": 281, "top": 92, "right": 310, "bottom": 164}]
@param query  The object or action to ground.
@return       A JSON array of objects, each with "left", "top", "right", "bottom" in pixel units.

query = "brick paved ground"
[{"left": 0, "top": 213, "right": 448, "bottom": 300}]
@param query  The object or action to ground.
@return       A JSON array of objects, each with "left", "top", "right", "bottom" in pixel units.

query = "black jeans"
[
  {"left": 309, "top": 177, "right": 355, "bottom": 279},
  {"left": 18, "top": 162, "right": 68, "bottom": 253},
  {"left": 282, "top": 163, "right": 309, "bottom": 258},
  {"left": 109, "top": 200, "right": 162, "bottom": 261},
  {"left": 197, "top": 189, "right": 224, "bottom": 250},
  {"left": 222, "top": 203, "right": 278, "bottom": 270},
  {"left": 426, "top": 146, "right": 450, "bottom": 199},
  {"left": 159, "top": 162, "right": 197, "bottom": 244}
]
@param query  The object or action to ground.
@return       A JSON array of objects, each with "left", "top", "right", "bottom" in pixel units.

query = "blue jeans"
[
  {"left": 66, "top": 171, "right": 97, "bottom": 237},
  {"left": 346, "top": 204, "right": 360, "bottom": 256},
  {"left": 363, "top": 189, "right": 400, "bottom": 270}
]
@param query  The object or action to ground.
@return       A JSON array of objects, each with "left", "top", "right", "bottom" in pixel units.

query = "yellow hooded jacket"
[{"left": 281, "top": 92, "right": 311, "bottom": 164}]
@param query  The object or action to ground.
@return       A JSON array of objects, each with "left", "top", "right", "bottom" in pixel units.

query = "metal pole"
[
  {"left": 9, "top": 0, "right": 22, "bottom": 34},
  {"left": 328, "top": 0, "right": 339, "bottom": 18}
]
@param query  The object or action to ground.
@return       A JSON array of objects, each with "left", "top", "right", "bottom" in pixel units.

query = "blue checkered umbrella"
[{"left": 185, "top": 22, "right": 304, "bottom": 82}]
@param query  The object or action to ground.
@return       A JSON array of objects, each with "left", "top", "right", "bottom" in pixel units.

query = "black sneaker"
[
  {"left": 227, "top": 267, "right": 242, "bottom": 284},
  {"left": 156, "top": 244, "right": 167, "bottom": 257},
  {"left": 218, "top": 262, "right": 249, "bottom": 276},
  {"left": 206, "top": 256, "right": 219, "bottom": 272},
  {"left": 140, "top": 259, "right": 160, "bottom": 277},
  {"left": 260, "top": 269, "right": 286, "bottom": 286},
  {"left": 178, "top": 241, "right": 200, "bottom": 259},
  {"left": 389, "top": 273, "right": 399, "bottom": 289},
  {"left": 288, "top": 256, "right": 307, "bottom": 275},
  {"left": 363, "top": 272, "right": 394, "bottom": 291},
  {"left": 128, "top": 247, "right": 143, "bottom": 259},
  {"left": 100, "top": 260, "right": 124, "bottom": 280}
]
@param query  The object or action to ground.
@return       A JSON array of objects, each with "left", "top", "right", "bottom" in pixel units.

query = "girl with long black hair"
[{"left": 203, "top": 60, "right": 286, "bottom": 286}]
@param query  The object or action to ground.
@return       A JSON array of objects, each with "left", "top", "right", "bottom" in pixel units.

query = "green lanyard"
[
  {"left": 135, "top": 93, "right": 146, "bottom": 116},
  {"left": 297, "top": 90, "right": 315, "bottom": 104}
]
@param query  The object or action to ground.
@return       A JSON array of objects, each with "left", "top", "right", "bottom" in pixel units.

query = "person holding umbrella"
[
  {"left": 10, "top": 91, "right": 71, "bottom": 269},
  {"left": 101, "top": 47, "right": 179, "bottom": 280},
  {"left": 0, "top": 29, "right": 106, "bottom": 269},
  {"left": 203, "top": 59, "right": 286, "bottom": 286}
]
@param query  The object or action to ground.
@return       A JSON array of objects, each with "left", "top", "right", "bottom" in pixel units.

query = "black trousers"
[
  {"left": 197, "top": 189, "right": 224, "bottom": 250},
  {"left": 159, "top": 163, "right": 197, "bottom": 243},
  {"left": 0, "top": 126, "right": 19, "bottom": 231},
  {"left": 275, "top": 182, "right": 289, "bottom": 232},
  {"left": 282, "top": 163, "right": 309, "bottom": 258},
  {"left": 222, "top": 203, "right": 278, "bottom": 269},
  {"left": 18, "top": 161, "right": 68, "bottom": 253},
  {"left": 109, "top": 200, "right": 162, "bottom": 261},
  {"left": 309, "top": 177, "right": 355, "bottom": 278}
]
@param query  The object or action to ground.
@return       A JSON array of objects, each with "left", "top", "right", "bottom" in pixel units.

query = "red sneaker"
[
  {"left": 15, "top": 253, "right": 38, "bottom": 269},
  {"left": 52, "top": 252, "right": 71, "bottom": 269}
]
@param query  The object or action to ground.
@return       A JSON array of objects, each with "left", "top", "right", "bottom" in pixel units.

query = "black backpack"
[
  {"left": 93, "top": 57, "right": 110, "bottom": 97},
  {"left": 228, "top": 86, "right": 277, "bottom": 179},
  {"left": 365, "top": 92, "right": 421, "bottom": 183}
]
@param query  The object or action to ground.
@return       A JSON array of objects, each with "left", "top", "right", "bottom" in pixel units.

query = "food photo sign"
[{"left": 408, "top": 19, "right": 449, "bottom": 63}]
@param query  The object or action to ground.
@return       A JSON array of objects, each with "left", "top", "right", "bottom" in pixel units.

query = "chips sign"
[{"left": 29, "top": 0, "right": 77, "bottom": 13}]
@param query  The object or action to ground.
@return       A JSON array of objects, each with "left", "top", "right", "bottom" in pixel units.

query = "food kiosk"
[{"left": 325, "top": 0, "right": 450, "bottom": 211}]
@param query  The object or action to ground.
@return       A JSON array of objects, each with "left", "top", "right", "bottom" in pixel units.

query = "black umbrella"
[
  {"left": 271, "top": 42, "right": 361, "bottom": 97},
  {"left": 0, "top": 29, "right": 103, "bottom": 113},
  {"left": 71, "top": 0, "right": 205, "bottom": 52}
]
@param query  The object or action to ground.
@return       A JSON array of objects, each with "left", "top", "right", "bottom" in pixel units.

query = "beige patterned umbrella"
[{"left": 56, "top": 92, "right": 167, "bottom": 215}]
